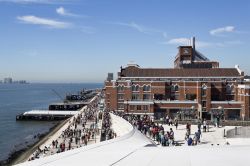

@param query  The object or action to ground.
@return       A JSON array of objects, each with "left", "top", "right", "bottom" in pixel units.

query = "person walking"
[{"left": 174, "top": 118, "right": 178, "bottom": 130}]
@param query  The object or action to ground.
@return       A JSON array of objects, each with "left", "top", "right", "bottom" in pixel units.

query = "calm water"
[{"left": 0, "top": 83, "right": 102, "bottom": 161}]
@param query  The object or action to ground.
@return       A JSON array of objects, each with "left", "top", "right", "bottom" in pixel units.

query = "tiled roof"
[{"left": 120, "top": 66, "right": 241, "bottom": 77}]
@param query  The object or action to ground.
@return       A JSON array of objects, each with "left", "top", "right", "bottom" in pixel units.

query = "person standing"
[
  {"left": 174, "top": 118, "right": 178, "bottom": 130},
  {"left": 203, "top": 119, "right": 207, "bottom": 132}
]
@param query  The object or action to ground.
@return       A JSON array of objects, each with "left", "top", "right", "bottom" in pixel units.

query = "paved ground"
[{"left": 161, "top": 124, "right": 237, "bottom": 146}]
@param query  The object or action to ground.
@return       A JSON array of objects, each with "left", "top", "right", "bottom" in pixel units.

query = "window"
[
  {"left": 130, "top": 105, "right": 136, "bottom": 111},
  {"left": 143, "top": 85, "right": 151, "bottom": 92},
  {"left": 226, "top": 84, "right": 234, "bottom": 94},
  {"left": 118, "top": 103, "right": 124, "bottom": 109},
  {"left": 154, "top": 94, "right": 164, "bottom": 100},
  {"left": 117, "top": 94, "right": 124, "bottom": 100},
  {"left": 185, "top": 94, "right": 196, "bottom": 100},
  {"left": 137, "top": 105, "right": 141, "bottom": 110},
  {"left": 175, "top": 85, "right": 179, "bottom": 92},
  {"left": 132, "top": 84, "right": 139, "bottom": 92},
  {"left": 132, "top": 94, "right": 140, "bottom": 100},
  {"left": 132, "top": 85, "right": 136, "bottom": 91},
  {"left": 143, "top": 105, "right": 148, "bottom": 111},
  {"left": 143, "top": 94, "right": 151, "bottom": 100},
  {"left": 117, "top": 85, "right": 124, "bottom": 92},
  {"left": 202, "top": 101, "right": 206, "bottom": 108},
  {"left": 202, "top": 85, "right": 207, "bottom": 97}
]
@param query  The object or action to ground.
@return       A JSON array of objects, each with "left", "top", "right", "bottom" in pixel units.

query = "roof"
[
  {"left": 120, "top": 66, "right": 241, "bottom": 78},
  {"left": 193, "top": 50, "right": 210, "bottom": 61}
]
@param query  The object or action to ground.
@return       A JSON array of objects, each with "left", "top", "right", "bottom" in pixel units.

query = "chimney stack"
[{"left": 192, "top": 37, "right": 195, "bottom": 51}]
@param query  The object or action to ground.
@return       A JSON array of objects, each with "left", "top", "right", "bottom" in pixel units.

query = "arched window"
[
  {"left": 171, "top": 84, "right": 179, "bottom": 92},
  {"left": 132, "top": 85, "right": 136, "bottom": 92},
  {"left": 202, "top": 85, "right": 207, "bottom": 97},
  {"left": 135, "top": 85, "right": 139, "bottom": 91},
  {"left": 132, "top": 85, "right": 139, "bottom": 92},
  {"left": 117, "top": 85, "right": 124, "bottom": 92},
  {"left": 226, "top": 84, "right": 234, "bottom": 94},
  {"left": 175, "top": 85, "right": 179, "bottom": 92},
  {"left": 143, "top": 85, "right": 151, "bottom": 91},
  {"left": 147, "top": 85, "right": 151, "bottom": 91}
]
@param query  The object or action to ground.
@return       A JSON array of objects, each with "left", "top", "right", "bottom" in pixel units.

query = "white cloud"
[
  {"left": 163, "top": 37, "right": 243, "bottom": 48},
  {"left": 17, "top": 15, "right": 72, "bottom": 28},
  {"left": 210, "top": 26, "right": 235, "bottom": 36},
  {"left": 56, "top": 6, "right": 82, "bottom": 17},
  {"left": 167, "top": 38, "right": 191, "bottom": 45},
  {"left": 113, "top": 22, "right": 151, "bottom": 34},
  {"left": 166, "top": 37, "right": 213, "bottom": 48}
]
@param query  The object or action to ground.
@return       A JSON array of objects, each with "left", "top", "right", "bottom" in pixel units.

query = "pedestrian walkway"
[
  {"left": 27, "top": 95, "right": 102, "bottom": 161},
  {"left": 162, "top": 124, "right": 236, "bottom": 146}
]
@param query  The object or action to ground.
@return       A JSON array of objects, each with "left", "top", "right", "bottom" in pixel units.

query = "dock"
[{"left": 16, "top": 110, "right": 78, "bottom": 121}]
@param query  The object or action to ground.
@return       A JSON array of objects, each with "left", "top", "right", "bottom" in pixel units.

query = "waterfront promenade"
[{"left": 14, "top": 93, "right": 102, "bottom": 165}]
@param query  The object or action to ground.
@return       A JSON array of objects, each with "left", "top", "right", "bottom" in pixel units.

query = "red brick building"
[{"left": 105, "top": 38, "right": 250, "bottom": 121}]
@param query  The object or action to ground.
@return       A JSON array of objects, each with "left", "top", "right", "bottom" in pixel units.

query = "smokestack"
[{"left": 192, "top": 37, "right": 195, "bottom": 51}]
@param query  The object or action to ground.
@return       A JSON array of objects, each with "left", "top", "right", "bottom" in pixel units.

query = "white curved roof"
[{"left": 16, "top": 115, "right": 250, "bottom": 166}]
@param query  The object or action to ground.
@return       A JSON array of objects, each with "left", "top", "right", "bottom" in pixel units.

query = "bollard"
[
  {"left": 235, "top": 127, "right": 237, "bottom": 135},
  {"left": 223, "top": 129, "right": 226, "bottom": 137}
]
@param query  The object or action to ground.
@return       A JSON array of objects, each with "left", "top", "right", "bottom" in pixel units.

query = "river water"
[{"left": 0, "top": 83, "right": 102, "bottom": 162}]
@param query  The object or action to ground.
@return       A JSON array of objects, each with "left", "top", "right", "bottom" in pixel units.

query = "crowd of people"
[
  {"left": 28, "top": 98, "right": 101, "bottom": 161},
  {"left": 112, "top": 111, "right": 213, "bottom": 147},
  {"left": 101, "top": 111, "right": 117, "bottom": 141}
]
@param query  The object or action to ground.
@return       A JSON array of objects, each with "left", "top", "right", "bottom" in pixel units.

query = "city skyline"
[{"left": 0, "top": 0, "right": 250, "bottom": 83}]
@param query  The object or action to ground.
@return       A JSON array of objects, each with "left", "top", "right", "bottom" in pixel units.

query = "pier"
[
  {"left": 16, "top": 110, "right": 78, "bottom": 121},
  {"left": 16, "top": 89, "right": 101, "bottom": 121}
]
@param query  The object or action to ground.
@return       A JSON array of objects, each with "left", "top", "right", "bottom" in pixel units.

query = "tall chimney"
[{"left": 192, "top": 37, "right": 195, "bottom": 51}]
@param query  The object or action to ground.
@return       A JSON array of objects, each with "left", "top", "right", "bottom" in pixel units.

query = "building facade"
[{"left": 105, "top": 38, "right": 250, "bottom": 121}]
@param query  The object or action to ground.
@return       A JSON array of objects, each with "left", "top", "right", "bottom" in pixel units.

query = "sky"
[{"left": 0, "top": 0, "right": 249, "bottom": 83}]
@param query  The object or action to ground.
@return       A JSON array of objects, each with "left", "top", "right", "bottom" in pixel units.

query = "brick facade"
[{"left": 105, "top": 42, "right": 250, "bottom": 121}]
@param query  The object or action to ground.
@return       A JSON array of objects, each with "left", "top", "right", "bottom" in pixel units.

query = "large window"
[
  {"left": 132, "top": 85, "right": 139, "bottom": 92},
  {"left": 117, "top": 85, "right": 124, "bottom": 92},
  {"left": 143, "top": 94, "right": 151, "bottom": 100},
  {"left": 154, "top": 94, "right": 164, "bottom": 100},
  {"left": 143, "top": 85, "right": 151, "bottom": 92}
]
